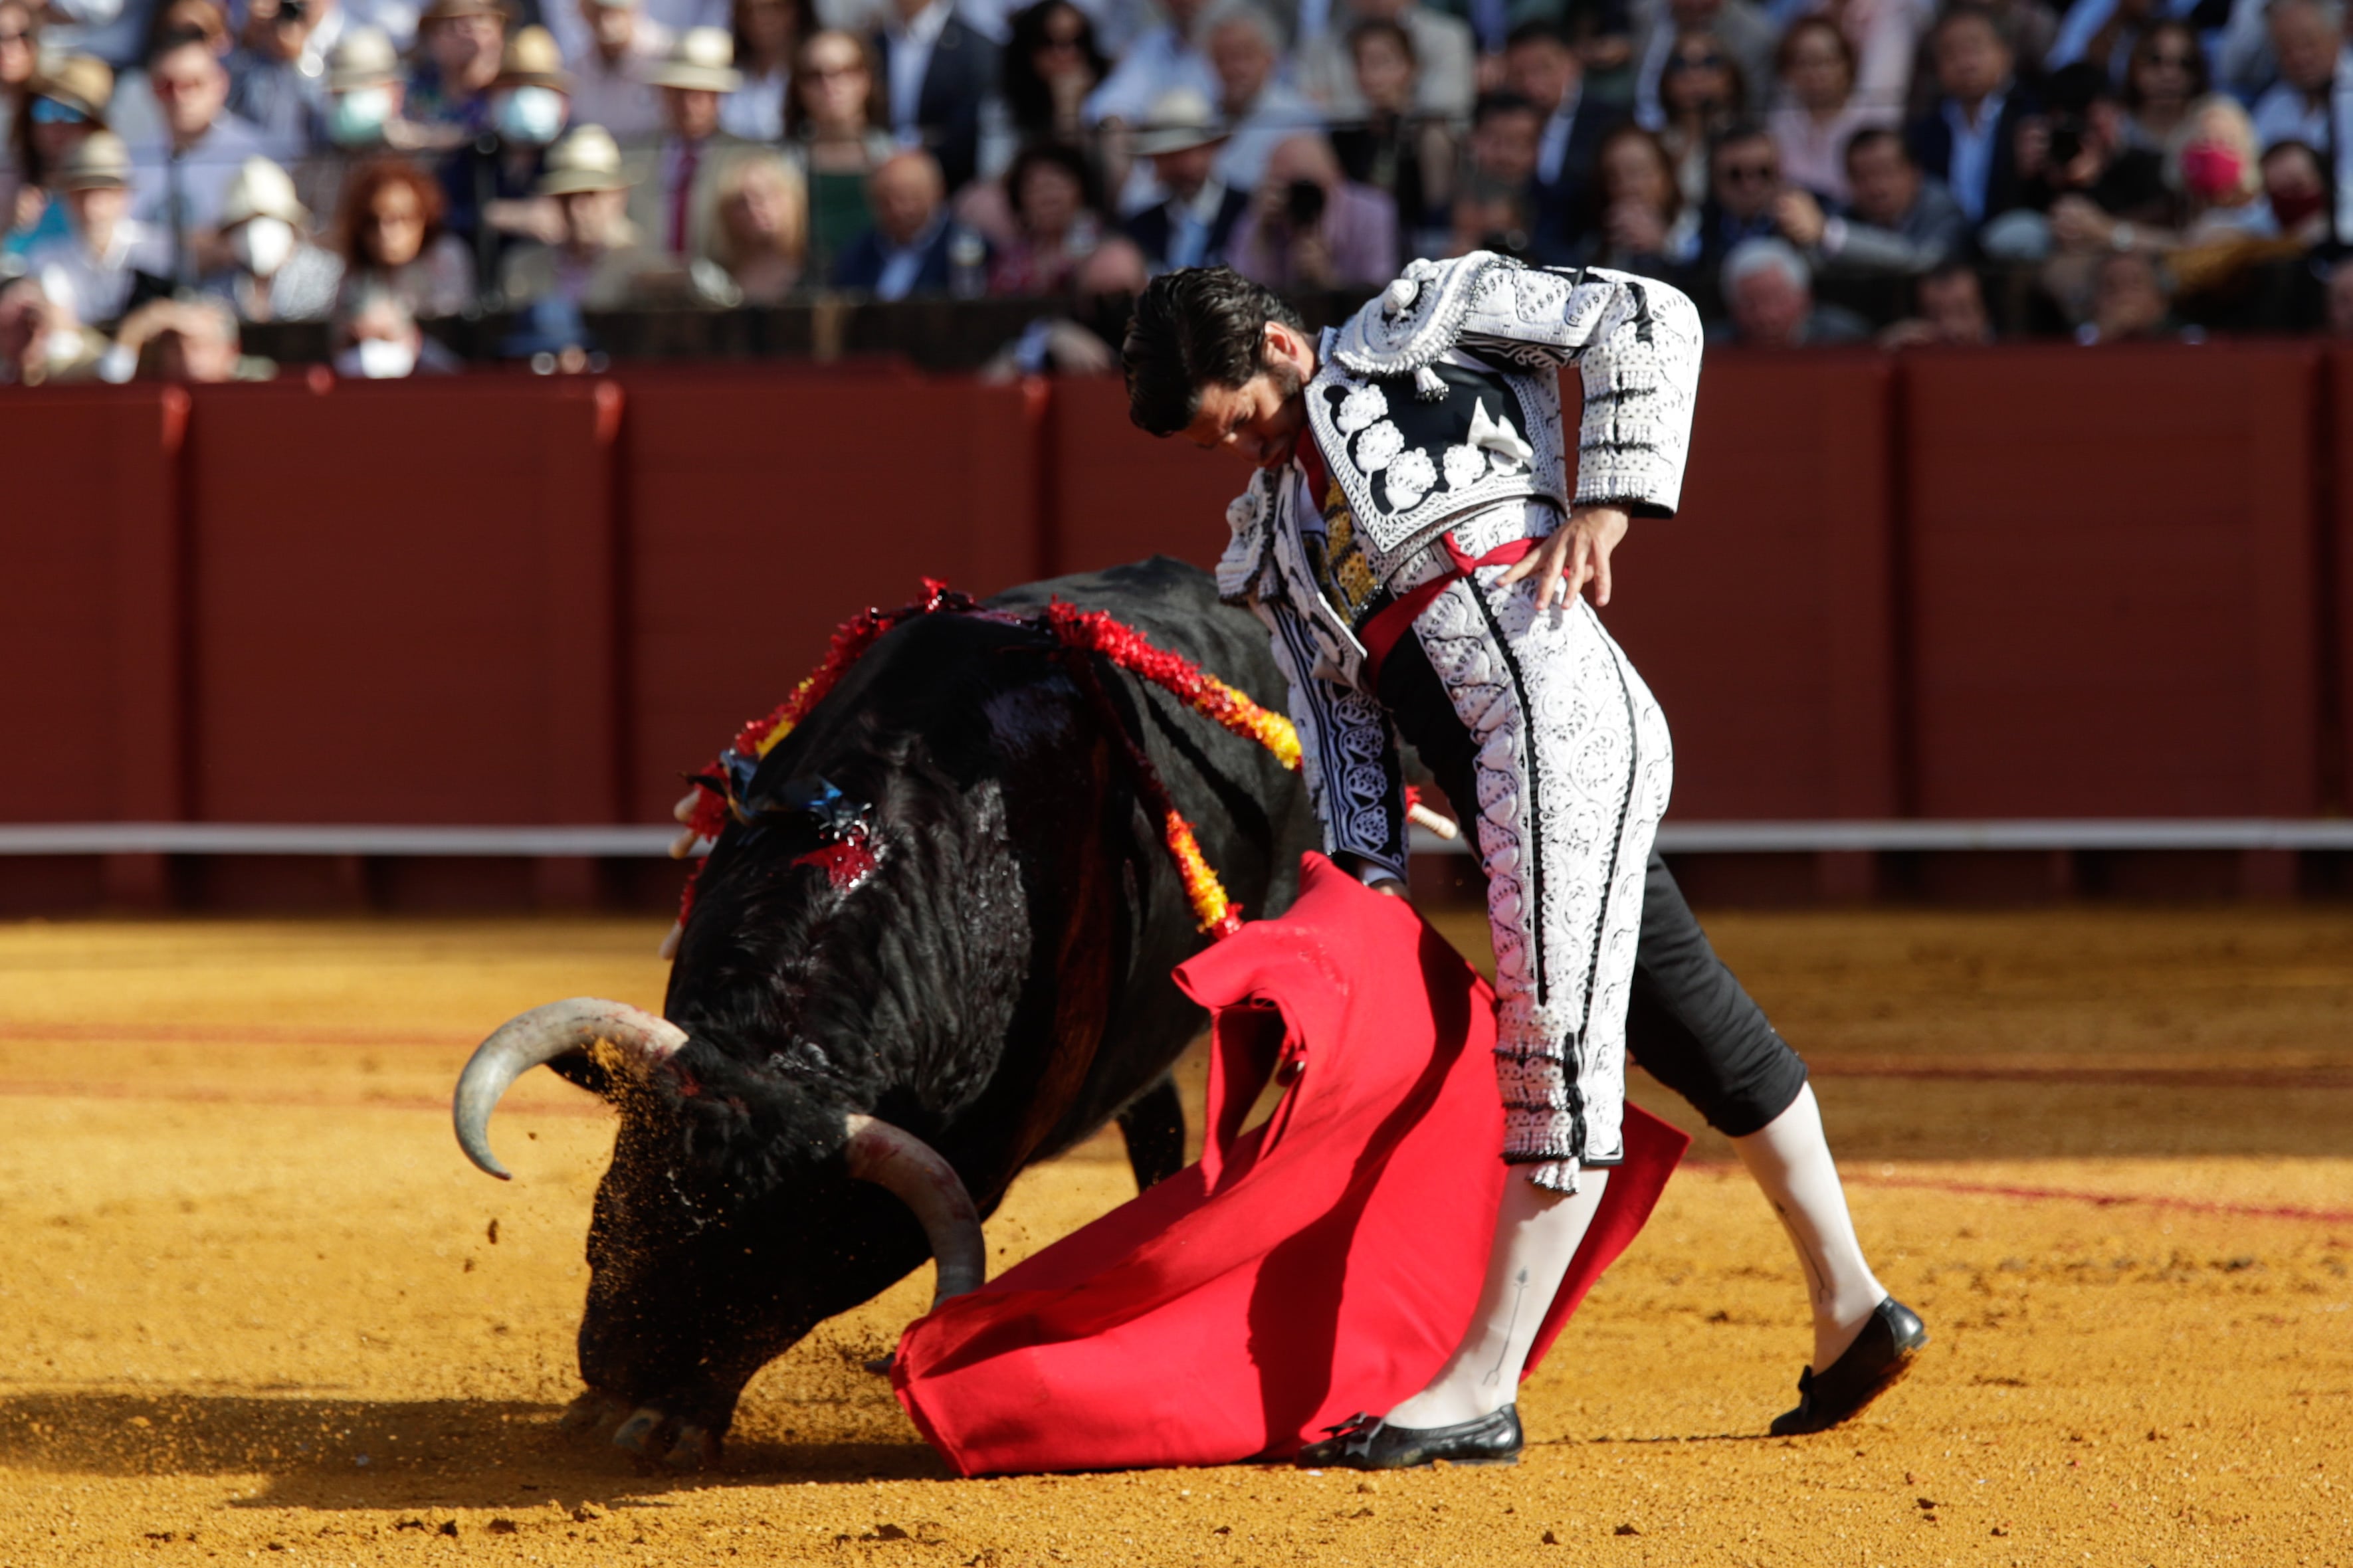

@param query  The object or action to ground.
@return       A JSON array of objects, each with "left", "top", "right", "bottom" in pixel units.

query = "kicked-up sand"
[{"left": 0, "top": 906, "right": 2348, "bottom": 1566}]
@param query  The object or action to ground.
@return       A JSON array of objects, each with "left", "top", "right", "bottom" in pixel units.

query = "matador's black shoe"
[
  {"left": 1296, "top": 1405, "right": 1524, "bottom": 1470},
  {"left": 1770, "top": 1297, "right": 1929, "bottom": 1436}
]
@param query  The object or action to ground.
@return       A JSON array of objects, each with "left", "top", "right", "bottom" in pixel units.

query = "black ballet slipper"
[
  {"left": 1296, "top": 1405, "right": 1524, "bottom": 1470},
  {"left": 1770, "top": 1296, "right": 1929, "bottom": 1436}
]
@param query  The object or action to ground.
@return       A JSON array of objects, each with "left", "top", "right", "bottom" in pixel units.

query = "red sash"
[
  {"left": 1296, "top": 439, "right": 1541, "bottom": 694},
  {"left": 1357, "top": 532, "right": 1537, "bottom": 694}
]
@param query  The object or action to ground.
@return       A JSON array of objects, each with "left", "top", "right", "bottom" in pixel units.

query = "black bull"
[{"left": 453, "top": 558, "right": 1318, "bottom": 1467}]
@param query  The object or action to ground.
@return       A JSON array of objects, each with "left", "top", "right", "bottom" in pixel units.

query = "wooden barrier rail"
[{"left": 3, "top": 345, "right": 2346, "bottom": 911}]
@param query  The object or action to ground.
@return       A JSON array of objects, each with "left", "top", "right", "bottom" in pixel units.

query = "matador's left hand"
[{"left": 1498, "top": 505, "right": 1630, "bottom": 611}]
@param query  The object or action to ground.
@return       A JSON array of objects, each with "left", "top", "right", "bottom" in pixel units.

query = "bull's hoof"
[
  {"left": 863, "top": 1354, "right": 896, "bottom": 1376},
  {"left": 611, "top": 1407, "right": 668, "bottom": 1455},
  {"left": 560, "top": 1391, "right": 624, "bottom": 1435},
  {"left": 664, "top": 1424, "right": 718, "bottom": 1470}
]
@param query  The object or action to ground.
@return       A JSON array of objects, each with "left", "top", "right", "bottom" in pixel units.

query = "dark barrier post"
[
  {"left": 0, "top": 386, "right": 189, "bottom": 911},
  {"left": 1599, "top": 354, "right": 1899, "bottom": 901},
  {"left": 619, "top": 367, "right": 1044, "bottom": 821},
  {"left": 183, "top": 377, "right": 623, "bottom": 908},
  {"left": 1903, "top": 343, "right": 2322, "bottom": 898},
  {"left": 2331, "top": 347, "right": 2353, "bottom": 833}
]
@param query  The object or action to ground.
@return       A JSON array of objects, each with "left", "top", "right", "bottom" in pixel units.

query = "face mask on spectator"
[
  {"left": 336, "top": 336, "right": 417, "bottom": 378},
  {"left": 495, "top": 86, "right": 567, "bottom": 147},
  {"left": 331, "top": 87, "right": 395, "bottom": 146},
  {"left": 2274, "top": 185, "right": 2326, "bottom": 229},
  {"left": 2179, "top": 143, "right": 2243, "bottom": 201},
  {"left": 231, "top": 216, "right": 296, "bottom": 276}
]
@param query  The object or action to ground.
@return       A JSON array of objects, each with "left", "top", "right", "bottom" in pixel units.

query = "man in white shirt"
[
  {"left": 2250, "top": 0, "right": 2348, "bottom": 149},
  {"left": 1120, "top": 86, "right": 1250, "bottom": 270},
  {"left": 1087, "top": 0, "right": 1221, "bottom": 128},
  {"left": 132, "top": 29, "right": 278, "bottom": 283},
  {"left": 1205, "top": 4, "right": 1322, "bottom": 193},
  {"left": 565, "top": 0, "right": 672, "bottom": 144},
  {"left": 25, "top": 130, "right": 168, "bottom": 322}
]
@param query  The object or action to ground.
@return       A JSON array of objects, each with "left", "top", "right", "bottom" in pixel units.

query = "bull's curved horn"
[
  {"left": 843, "top": 1114, "right": 987, "bottom": 1308},
  {"left": 454, "top": 998, "right": 688, "bottom": 1181}
]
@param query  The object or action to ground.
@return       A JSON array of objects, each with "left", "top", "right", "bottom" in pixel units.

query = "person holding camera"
[{"left": 1228, "top": 130, "right": 1396, "bottom": 292}]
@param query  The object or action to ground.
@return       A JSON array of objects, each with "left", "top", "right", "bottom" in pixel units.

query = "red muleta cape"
[{"left": 890, "top": 854, "right": 1688, "bottom": 1476}]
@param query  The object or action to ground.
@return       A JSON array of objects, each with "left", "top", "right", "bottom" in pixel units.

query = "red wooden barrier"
[
  {"left": 1043, "top": 374, "right": 1247, "bottom": 576},
  {"left": 184, "top": 378, "right": 621, "bottom": 840},
  {"left": 0, "top": 385, "right": 185, "bottom": 907},
  {"left": 619, "top": 367, "right": 1043, "bottom": 819},
  {"left": 3, "top": 347, "right": 2346, "bottom": 911},
  {"left": 1903, "top": 343, "right": 2321, "bottom": 823},
  {"left": 1601, "top": 355, "right": 1898, "bottom": 829}
]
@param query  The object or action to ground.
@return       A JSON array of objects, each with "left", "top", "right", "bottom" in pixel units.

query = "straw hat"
[
  {"left": 537, "top": 124, "right": 632, "bottom": 195},
  {"left": 30, "top": 54, "right": 115, "bottom": 124},
  {"left": 54, "top": 130, "right": 132, "bottom": 190},
  {"left": 1131, "top": 87, "right": 1227, "bottom": 157},
  {"left": 327, "top": 27, "right": 402, "bottom": 92},
  {"left": 218, "top": 156, "right": 308, "bottom": 229},
  {"left": 643, "top": 27, "right": 742, "bottom": 92},
  {"left": 496, "top": 25, "right": 571, "bottom": 91}
]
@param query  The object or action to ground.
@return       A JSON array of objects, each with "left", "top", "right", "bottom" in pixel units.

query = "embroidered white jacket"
[{"left": 1216, "top": 252, "right": 1704, "bottom": 882}]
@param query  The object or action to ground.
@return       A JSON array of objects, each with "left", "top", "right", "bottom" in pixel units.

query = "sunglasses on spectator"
[
  {"left": 1038, "top": 32, "right": 1084, "bottom": 50},
  {"left": 30, "top": 97, "right": 88, "bottom": 125},
  {"left": 1721, "top": 161, "right": 1777, "bottom": 183},
  {"left": 798, "top": 60, "right": 864, "bottom": 80},
  {"left": 2144, "top": 50, "right": 2195, "bottom": 67},
  {"left": 1667, "top": 52, "right": 1727, "bottom": 72}
]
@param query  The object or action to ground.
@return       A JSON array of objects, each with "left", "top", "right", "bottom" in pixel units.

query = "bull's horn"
[
  {"left": 843, "top": 1114, "right": 987, "bottom": 1308},
  {"left": 453, "top": 998, "right": 688, "bottom": 1180}
]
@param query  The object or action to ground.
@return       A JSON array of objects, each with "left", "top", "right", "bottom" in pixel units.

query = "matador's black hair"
[{"left": 1122, "top": 267, "right": 1305, "bottom": 439}]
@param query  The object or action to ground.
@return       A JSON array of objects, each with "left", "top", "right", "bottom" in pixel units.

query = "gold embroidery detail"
[{"left": 1310, "top": 488, "right": 1381, "bottom": 623}]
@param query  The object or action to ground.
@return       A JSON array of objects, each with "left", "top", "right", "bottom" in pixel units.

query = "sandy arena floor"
[{"left": 1, "top": 905, "right": 2348, "bottom": 1566}]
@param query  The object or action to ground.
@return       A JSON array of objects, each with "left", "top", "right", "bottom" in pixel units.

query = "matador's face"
[{"left": 1181, "top": 322, "right": 1315, "bottom": 469}]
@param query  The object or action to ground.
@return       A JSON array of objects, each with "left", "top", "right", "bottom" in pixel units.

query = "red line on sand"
[
  {"left": 0, "top": 1078, "right": 608, "bottom": 1116},
  {"left": 0, "top": 1020, "right": 477, "bottom": 1048},
  {"left": 10, "top": 1025, "right": 2351, "bottom": 1090},
  {"left": 1814, "top": 1062, "right": 2353, "bottom": 1091},
  {"left": 1838, "top": 1171, "right": 2353, "bottom": 1226},
  {"left": 6, "top": 1084, "right": 2349, "bottom": 1221}
]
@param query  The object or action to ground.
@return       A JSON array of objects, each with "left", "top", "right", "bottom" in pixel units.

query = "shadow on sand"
[{"left": 0, "top": 1391, "right": 948, "bottom": 1509}]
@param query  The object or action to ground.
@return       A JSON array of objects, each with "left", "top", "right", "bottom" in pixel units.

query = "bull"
[{"left": 451, "top": 557, "right": 1316, "bottom": 1468}]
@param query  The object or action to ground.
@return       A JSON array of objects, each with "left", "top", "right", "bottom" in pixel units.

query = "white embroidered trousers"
[{"left": 1408, "top": 569, "right": 1674, "bottom": 1193}]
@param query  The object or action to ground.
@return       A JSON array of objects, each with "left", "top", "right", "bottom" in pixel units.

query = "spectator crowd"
[{"left": 9, "top": 0, "right": 2353, "bottom": 380}]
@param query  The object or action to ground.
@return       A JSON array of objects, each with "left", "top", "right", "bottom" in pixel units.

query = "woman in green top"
[{"left": 783, "top": 29, "right": 895, "bottom": 284}]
